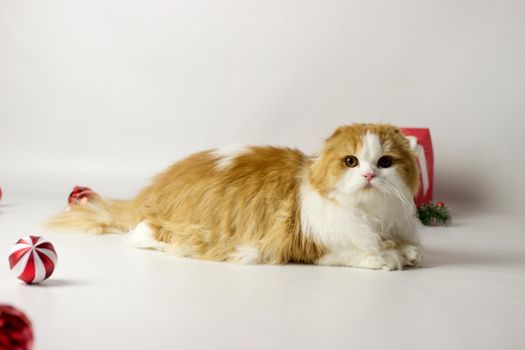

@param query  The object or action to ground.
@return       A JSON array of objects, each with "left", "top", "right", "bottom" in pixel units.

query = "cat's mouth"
[{"left": 363, "top": 183, "right": 374, "bottom": 190}]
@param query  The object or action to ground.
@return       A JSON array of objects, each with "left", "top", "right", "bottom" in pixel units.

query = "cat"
[{"left": 47, "top": 123, "right": 422, "bottom": 270}]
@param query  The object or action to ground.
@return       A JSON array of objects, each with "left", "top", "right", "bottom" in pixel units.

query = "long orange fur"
[{"left": 47, "top": 123, "right": 419, "bottom": 266}]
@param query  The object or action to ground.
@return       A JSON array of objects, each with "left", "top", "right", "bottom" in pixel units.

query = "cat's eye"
[
  {"left": 377, "top": 155, "right": 393, "bottom": 168},
  {"left": 344, "top": 156, "right": 359, "bottom": 168}
]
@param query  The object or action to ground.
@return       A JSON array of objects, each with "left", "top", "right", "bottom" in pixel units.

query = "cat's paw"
[
  {"left": 360, "top": 249, "right": 404, "bottom": 271},
  {"left": 399, "top": 243, "right": 422, "bottom": 267}
]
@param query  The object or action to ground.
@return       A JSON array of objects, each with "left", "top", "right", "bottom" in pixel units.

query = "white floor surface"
[{"left": 1, "top": 195, "right": 524, "bottom": 350}]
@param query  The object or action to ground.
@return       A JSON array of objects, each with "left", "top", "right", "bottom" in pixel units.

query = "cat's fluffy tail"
[{"left": 46, "top": 194, "right": 142, "bottom": 234}]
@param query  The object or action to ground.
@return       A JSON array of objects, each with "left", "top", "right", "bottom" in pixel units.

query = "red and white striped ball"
[{"left": 8, "top": 236, "right": 57, "bottom": 284}]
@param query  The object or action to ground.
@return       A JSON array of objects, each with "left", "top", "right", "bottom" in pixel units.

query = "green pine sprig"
[{"left": 417, "top": 202, "right": 451, "bottom": 226}]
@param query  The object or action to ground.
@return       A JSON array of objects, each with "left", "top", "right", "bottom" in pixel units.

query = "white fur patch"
[
  {"left": 126, "top": 221, "right": 166, "bottom": 251},
  {"left": 300, "top": 180, "right": 382, "bottom": 252},
  {"left": 359, "top": 132, "right": 383, "bottom": 163},
  {"left": 230, "top": 245, "right": 260, "bottom": 264},
  {"left": 212, "top": 145, "right": 250, "bottom": 170},
  {"left": 406, "top": 135, "right": 418, "bottom": 152}
]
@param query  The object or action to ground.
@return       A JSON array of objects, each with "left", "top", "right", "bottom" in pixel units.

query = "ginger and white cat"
[{"left": 48, "top": 123, "right": 422, "bottom": 270}]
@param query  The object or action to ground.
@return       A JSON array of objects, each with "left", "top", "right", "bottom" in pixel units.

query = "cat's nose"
[{"left": 363, "top": 172, "right": 376, "bottom": 182}]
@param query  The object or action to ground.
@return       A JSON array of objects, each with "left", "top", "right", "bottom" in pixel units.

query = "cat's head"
[{"left": 309, "top": 124, "right": 419, "bottom": 202}]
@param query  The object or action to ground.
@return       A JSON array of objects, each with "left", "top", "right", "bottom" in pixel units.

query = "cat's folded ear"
[
  {"left": 325, "top": 124, "right": 363, "bottom": 144},
  {"left": 392, "top": 127, "right": 416, "bottom": 152},
  {"left": 327, "top": 125, "right": 349, "bottom": 140}
]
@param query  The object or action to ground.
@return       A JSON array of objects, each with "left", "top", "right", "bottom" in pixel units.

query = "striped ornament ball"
[{"left": 9, "top": 236, "right": 57, "bottom": 284}]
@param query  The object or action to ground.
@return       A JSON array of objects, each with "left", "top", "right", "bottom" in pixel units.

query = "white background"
[
  {"left": 1, "top": 2, "right": 525, "bottom": 350},
  {"left": 1, "top": 0, "right": 524, "bottom": 215}
]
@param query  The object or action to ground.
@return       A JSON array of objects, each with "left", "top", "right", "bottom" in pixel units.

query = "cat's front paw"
[
  {"left": 361, "top": 248, "right": 404, "bottom": 271},
  {"left": 399, "top": 243, "right": 422, "bottom": 267}
]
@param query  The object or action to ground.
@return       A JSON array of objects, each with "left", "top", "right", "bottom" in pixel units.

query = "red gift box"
[{"left": 401, "top": 128, "right": 434, "bottom": 206}]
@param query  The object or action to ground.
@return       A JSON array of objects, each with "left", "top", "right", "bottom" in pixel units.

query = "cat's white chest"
[{"left": 299, "top": 182, "right": 413, "bottom": 252}]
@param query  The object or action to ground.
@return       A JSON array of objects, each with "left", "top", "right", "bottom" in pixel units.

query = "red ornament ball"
[
  {"left": 0, "top": 304, "right": 34, "bottom": 350},
  {"left": 436, "top": 201, "right": 445, "bottom": 207},
  {"left": 9, "top": 236, "right": 57, "bottom": 284},
  {"left": 68, "top": 186, "right": 95, "bottom": 205}
]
